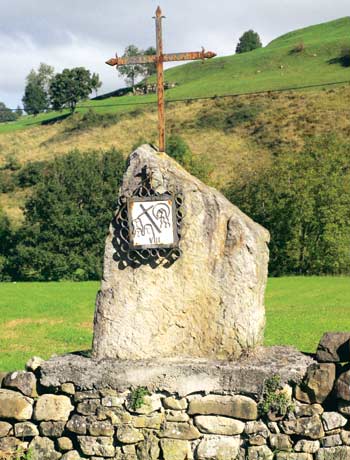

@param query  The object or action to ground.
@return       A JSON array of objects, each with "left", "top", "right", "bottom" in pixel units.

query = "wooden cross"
[{"left": 106, "top": 6, "right": 216, "bottom": 152}]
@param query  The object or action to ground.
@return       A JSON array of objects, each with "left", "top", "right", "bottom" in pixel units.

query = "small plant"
[
  {"left": 12, "top": 447, "right": 33, "bottom": 460},
  {"left": 258, "top": 374, "right": 293, "bottom": 420},
  {"left": 290, "top": 42, "right": 305, "bottom": 54},
  {"left": 130, "top": 386, "right": 150, "bottom": 411},
  {"left": 0, "top": 154, "right": 21, "bottom": 171}
]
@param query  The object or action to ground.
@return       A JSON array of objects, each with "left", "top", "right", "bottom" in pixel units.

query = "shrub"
[
  {"left": 166, "top": 135, "right": 192, "bottom": 165},
  {"left": 12, "top": 148, "right": 125, "bottom": 281},
  {"left": 0, "top": 155, "right": 21, "bottom": 171},
  {"left": 259, "top": 375, "right": 293, "bottom": 418},
  {"left": 166, "top": 134, "right": 212, "bottom": 183},
  {"left": 0, "top": 171, "right": 16, "bottom": 192},
  {"left": 0, "top": 207, "right": 14, "bottom": 281},
  {"left": 290, "top": 42, "right": 305, "bottom": 54},
  {"left": 65, "top": 110, "right": 120, "bottom": 133},
  {"left": 197, "top": 103, "right": 261, "bottom": 131},
  {"left": 225, "top": 135, "right": 350, "bottom": 276},
  {"left": 236, "top": 30, "right": 262, "bottom": 54},
  {"left": 16, "top": 161, "right": 46, "bottom": 188}
]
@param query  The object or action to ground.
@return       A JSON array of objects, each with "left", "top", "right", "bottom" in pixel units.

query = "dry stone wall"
[{"left": 0, "top": 334, "right": 350, "bottom": 459}]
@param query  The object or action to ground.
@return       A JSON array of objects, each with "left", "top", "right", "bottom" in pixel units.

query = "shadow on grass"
[
  {"left": 41, "top": 113, "right": 72, "bottom": 125},
  {"left": 328, "top": 56, "right": 350, "bottom": 67}
]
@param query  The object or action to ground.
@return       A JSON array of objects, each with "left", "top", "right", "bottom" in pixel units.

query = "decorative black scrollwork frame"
[{"left": 111, "top": 167, "right": 184, "bottom": 269}]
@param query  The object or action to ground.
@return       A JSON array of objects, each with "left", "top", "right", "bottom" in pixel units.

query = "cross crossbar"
[
  {"left": 106, "top": 6, "right": 216, "bottom": 152},
  {"left": 106, "top": 49, "right": 216, "bottom": 67}
]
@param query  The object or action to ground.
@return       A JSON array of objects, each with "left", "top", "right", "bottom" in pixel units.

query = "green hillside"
[{"left": 1, "top": 17, "right": 350, "bottom": 134}]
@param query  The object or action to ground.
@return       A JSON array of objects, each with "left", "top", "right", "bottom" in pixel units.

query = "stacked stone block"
[{"left": 0, "top": 333, "right": 350, "bottom": 459}]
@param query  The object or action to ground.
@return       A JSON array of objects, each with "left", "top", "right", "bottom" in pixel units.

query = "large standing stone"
[
  {"left": 0, "top": 389, "right": 33, "bottom": 420},
  {"left": 316, "top": 333, "right": 350, "bottom": 362},
  {"left": 92, "top": 145, "right": 269, "bottom": 360}
]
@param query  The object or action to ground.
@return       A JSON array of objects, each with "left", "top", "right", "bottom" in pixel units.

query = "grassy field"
[{"left": 0, "top": 277, "right": 349, "bottom": 371}]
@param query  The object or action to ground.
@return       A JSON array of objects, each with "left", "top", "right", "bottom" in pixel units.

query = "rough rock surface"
[
  {"left": 295, "top": 364, "right": 335, "bottom": 404},
  {"left": 3, "top": 371, "right": 37, "bottom": 397},
  {"left": 188, "top": 395, "right": 257, "bottom": 420},
  {"left": 196, "top": 435, "right": 241, "bottom": 460},
  {"left": 160, "top": 439, "right": 191, "bottom": 460},
  {"left": 0, "top": 389, "right": 33, "bottom": 420},
  {"left": 194, "top": 415, "right": 245, "bottom": 435},
  {"left": 335, "top": 367, "right": 350, "bottom": 401},
  {"left": 92, "top": 144, "right": 270, "bottom": 360},
  {"left": 34, "top": 394, "right": 74, "bottom": 421},
  {"left": 29, "top": 436, "right": 62, "bottom": 460},
  {"left": 316, "top": 333, "right": 350, "bottom": 363},
  {"left": 39, "top": 347, "right": 314, "bottom": 396}
]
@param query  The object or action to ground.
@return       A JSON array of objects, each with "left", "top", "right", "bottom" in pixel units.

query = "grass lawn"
[{"left": 0, "top": 276, "right": 350, "bottom": 371}]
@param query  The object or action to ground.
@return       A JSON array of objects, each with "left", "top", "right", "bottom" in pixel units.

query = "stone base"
[
  {"left": 40, "top": 346, "right": 314, "bottom": 396},
  {"left": 4, "top": 343, "right": 350, "bottom": 460}
]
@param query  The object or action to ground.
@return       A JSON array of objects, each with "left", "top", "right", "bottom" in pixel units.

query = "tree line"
[{"left": 22, "top": 63, "right": 102, "bottom": 115}]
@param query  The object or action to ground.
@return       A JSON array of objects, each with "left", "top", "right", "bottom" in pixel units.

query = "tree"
[
  {"left": 236, "top": 30, "right": 262, "bottom": 54},
  {"left": 15, "top": 106, "right": 23, "bottom": 118},
  {"left": 22, "top": 63, "right": 54, "bottom": 114},
  {"left": 117, "top": 45, "right": 147, "bottom": 88},
  {"left": 49, "top": 67, "right": 98, "bottom": 112},
  {"left": 0, "top": 207, "right": 13, "bottom": 280},
  {"left": 22, "top": 82, "right": 47, "bottom": 115},
  {"left": 0, "top": 102, "right": 17, "bottom": 123},
  {"left": 13, "top": 149, "right": 125, "bottom": 281},
  {"left": 27, "top": 63, "right": 54, "bottom": 92},
  {"left": 225, "top": 135, "right": 350, "bottom": 276},
  {"left": 91, "top": 72, "right": 102, "bottom": 97},
  {"left": 143, "top": 46, "right": 157, "bottom": 78}
]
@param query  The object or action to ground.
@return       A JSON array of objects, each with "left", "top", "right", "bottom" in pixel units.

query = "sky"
[{"left": 0, "top": 0, "right": 349, "bottom": 108}]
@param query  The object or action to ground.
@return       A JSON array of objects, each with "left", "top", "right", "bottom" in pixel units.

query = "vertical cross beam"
[
  {"left": 106, "top": 7, "right": 216, "bottom": 155},
  {"left": 155, "top": 6, "right": 165, "bottom": 152}
]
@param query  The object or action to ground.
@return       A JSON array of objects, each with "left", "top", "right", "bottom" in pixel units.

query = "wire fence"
[{"left": 2, "top": 78, "right": 350, "bottom": 113}]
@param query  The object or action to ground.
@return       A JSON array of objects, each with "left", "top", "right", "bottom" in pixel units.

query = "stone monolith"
[{"left": 92, "top": 144, "right": 269, "bottom": 360}]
